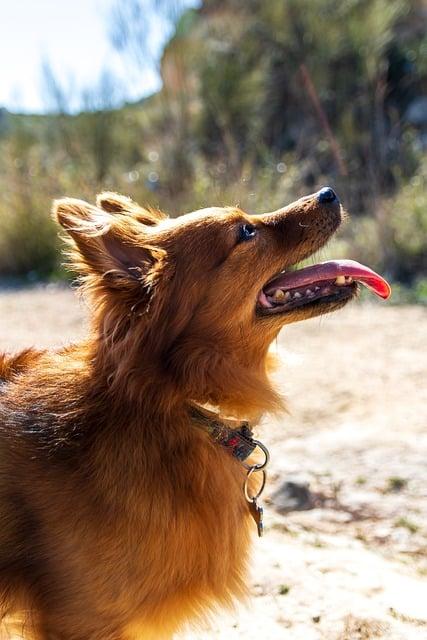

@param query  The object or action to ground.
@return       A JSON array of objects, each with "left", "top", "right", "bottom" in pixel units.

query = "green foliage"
[
  {"left": 388, "top": 158, "right": 427, "bottom": 282},
  {"left": 278, "top": 584, "right": 291, "bottom": 595},
  {"left": 0, "top": 0, "right": 426, "bottom": 288},
  {"left": 394, "top": 516, "right": 419, "bottom": 533},
  {"left": 0, "top": 127, "right": 60, "bottom": 277},
  {"left": 386, "top": 476, "right": 408, "bottom": 492}
]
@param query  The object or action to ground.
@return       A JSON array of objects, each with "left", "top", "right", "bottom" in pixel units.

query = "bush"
[
  {"left": 387, "top": 159, "right": 427, "bottom": 283},
  {"left": 0, "top": 135, "right": 60, "bottom": 278}
]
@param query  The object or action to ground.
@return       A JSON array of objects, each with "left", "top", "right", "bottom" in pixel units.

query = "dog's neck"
[{"left": 84, "top": 306, "right": 285, "bottom": 422}]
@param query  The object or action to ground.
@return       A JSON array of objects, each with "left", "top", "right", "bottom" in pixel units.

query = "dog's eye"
[{"left": 238, "top": 223, "right": 257, "bottom": 242}]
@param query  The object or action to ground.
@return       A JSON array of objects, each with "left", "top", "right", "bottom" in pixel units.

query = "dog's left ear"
[
  {"left": 53, "top": 198, "right": 166, "bottom": 291},
  {"left": 96, "top": 192, "right": 166, "bottom": 227}
]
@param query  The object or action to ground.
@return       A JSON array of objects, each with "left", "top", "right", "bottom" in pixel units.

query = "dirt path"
[{"left": 0, "top": 287, "right": 426, "bottom": 639}]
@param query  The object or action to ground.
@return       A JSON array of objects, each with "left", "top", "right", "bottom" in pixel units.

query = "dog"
[{"left": 0, "top": 187, "right": 390, "bottom": 639}]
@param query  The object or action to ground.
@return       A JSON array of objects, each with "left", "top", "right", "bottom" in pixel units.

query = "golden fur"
[{"left": 0, "top": 191, "right": 345, "bottom": 639}]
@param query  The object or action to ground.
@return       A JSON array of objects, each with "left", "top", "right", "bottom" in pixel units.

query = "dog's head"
[{"left": 54, "top": 189, "right": 389, "bottom": 416}]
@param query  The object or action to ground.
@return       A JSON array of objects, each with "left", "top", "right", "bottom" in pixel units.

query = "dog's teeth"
[
  {"left": 284, "top": 291, "right": 291, "bottom": 301},
  {"left": 315, "top": 286, "right": 321, "bottom": 291},
  {"left": 293, "top": 292, "right": 302, "bottom": 299},
  {"left": 345, "top": 276, "right": 353, "bottom": 283},
  {"left": 306, "top": 288, "right": 314, "bottom": 296},
  {"left": 335, "top": 276, "right": 346, "bottom": 285},
  {"left": 273, "top": 289, "right": 285, "bottom": 301}
]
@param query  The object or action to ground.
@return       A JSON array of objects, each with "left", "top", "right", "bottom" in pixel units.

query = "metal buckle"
[{"left": 242, "top": 438, "right": 270, "bottom": 471}]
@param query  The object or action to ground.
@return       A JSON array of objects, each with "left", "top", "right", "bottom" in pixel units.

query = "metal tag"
[{"left": 249, "top": 499, "right": 264, "bottom": 537}]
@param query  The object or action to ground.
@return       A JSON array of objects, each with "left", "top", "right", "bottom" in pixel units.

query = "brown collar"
[{"left": 189, "top": 404, "right": 257, "bottom": 463}]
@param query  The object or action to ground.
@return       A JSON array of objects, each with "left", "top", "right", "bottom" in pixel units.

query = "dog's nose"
[{"left": 317, "top": 187, "right": 338, "bottom": 204}]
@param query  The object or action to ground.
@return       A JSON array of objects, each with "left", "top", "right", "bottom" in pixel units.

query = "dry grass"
[{"left": 339, "top": 616, "right": 389, "bottom": 640}]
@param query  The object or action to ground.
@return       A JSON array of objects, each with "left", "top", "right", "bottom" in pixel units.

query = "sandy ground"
[{"left": 0, "top": 286, "right": 426, "bottom": 639}]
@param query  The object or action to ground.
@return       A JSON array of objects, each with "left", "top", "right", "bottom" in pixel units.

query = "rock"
[{"left": 270, "top": 479, "right": 314, "bottom": 513}]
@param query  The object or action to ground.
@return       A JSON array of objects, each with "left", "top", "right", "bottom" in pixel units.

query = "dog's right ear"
[
  {"left": 96, "top": 192, "right": 166, "bottom": 227},
  {"left": 52, "top": 198, "right": 166, "bottom": 291}
]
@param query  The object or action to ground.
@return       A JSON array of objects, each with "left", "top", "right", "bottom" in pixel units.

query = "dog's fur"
[{"left": 0, "top": 191, "right": 345, "bottom": 639}]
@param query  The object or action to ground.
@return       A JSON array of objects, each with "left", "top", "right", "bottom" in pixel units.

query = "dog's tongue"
[{"left": 264, "top": 260, "right": 391, "bottom": 299}]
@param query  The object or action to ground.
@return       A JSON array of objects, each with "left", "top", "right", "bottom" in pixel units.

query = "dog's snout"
[
  {"left": 261, "top": 187, "right": 343, "bottom": 267},
  {"left": 317, "top": 186, "right": 338, "bottom": 204}
]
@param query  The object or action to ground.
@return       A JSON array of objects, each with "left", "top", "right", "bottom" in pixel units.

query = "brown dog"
[{"left": 0, "top": 188, "right": 390, "bottom": 639}]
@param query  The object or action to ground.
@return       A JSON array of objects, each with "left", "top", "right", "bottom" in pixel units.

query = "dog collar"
[
  {"left": 189, "top": 404, "right": 270, "bottom": 537},
  {"left": 189, "top": 404, "right": 257, "bottom": 462}
]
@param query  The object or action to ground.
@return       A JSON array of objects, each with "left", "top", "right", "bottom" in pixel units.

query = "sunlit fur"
[{"left": 0, "top": 190, "right": 344, "bottom": 639}]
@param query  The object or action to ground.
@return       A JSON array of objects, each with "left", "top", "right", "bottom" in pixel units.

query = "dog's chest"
[{"left": 76, "top": 444, "right": 252, "bottom": 620}]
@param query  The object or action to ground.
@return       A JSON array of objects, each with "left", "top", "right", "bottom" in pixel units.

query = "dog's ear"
[
  {"left": 96, "top": 192, "right": 166, "bottom": 227},
  {"left": 53, "top": 198, "right": 166, "bottom": 290}
]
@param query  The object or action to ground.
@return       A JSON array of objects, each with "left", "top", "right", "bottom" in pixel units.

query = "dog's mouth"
[{"left": 257, "top": 259, "right": 391, "bottom": 316}]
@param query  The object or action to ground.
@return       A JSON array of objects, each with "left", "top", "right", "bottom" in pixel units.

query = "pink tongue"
[{"left": 264, "top": 260, "right": 391, "bottom": 299}]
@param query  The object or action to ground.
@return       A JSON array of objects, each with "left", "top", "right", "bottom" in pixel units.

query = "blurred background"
[
  {"left": 0, "top": 2, "right": 426, "bottom": 639},
  {"left": 0, "top": 0, "right": 426, "bottom": 299}
]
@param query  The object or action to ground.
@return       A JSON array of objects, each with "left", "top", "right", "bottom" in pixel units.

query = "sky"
[{"left": 0, "top": 0, "right": 193, "bottom": 113}]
